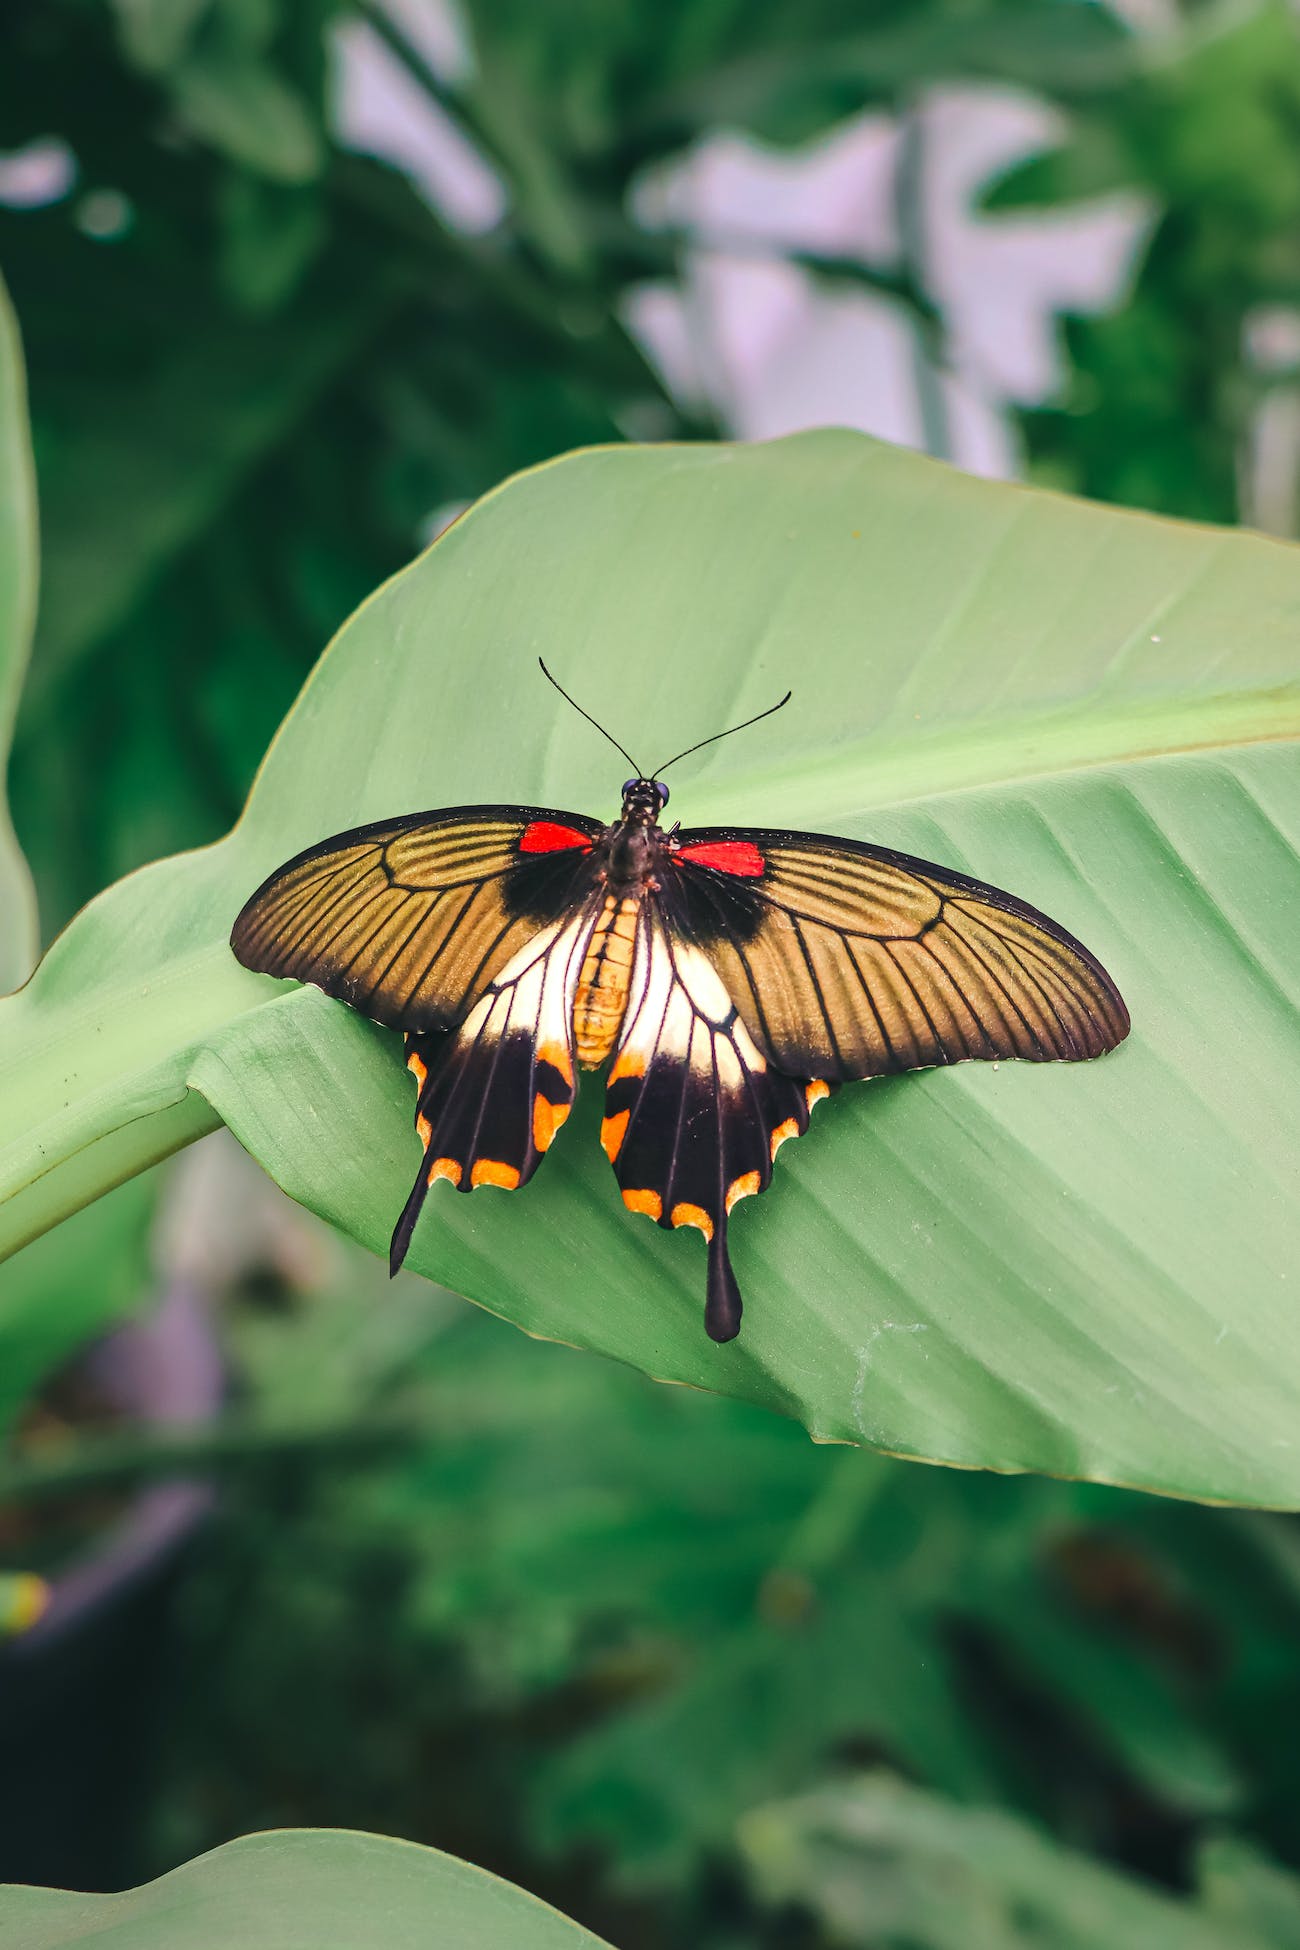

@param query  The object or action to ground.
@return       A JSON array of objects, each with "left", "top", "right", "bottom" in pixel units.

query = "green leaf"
[
  {"left": 0, "top": 1828, "right": 613, "bottom": 1948},
  {"left": 738, "top": 1772, "right": 1287, "bottom": 1950},
  {"left": 539, "top": 1524, "right": 999, "bottom": 1878},
  {"left": 961, "top": 1568, "right": 1241, "bottom": 1817},
  {"left": 980, "top": 122, "right": 1136, "bottom": 211},
  {"left": 0, "top": 434, "right": 1297, "bottom": 1505},
  {"left": 0, "top": 270, "right": 38, "bottom": 992},
  {"left": 109, "top": 0, "right": 215, "bottom": 74},
  {"left": 1200, "top": 1833, "right": 1300, "bottom": 1948},
  {"left": 983, "top": 5, "right": 1300, "bottom": 218},
  {"left": 22, "top": 261, "right": 397, "bottom": 708},
  {"left": 171, "top": 52, "right": 324, "bottom": 184},
  {"left": 216, "top": 173, "right": 326, "bottom": 313}
]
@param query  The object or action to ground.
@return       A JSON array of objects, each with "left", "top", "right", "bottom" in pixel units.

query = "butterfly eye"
[
  {"left": 655, "top": 782, "right": 670, "bottom": 808},
  {"left": 622, "top": 777, "right": 639, "bottom": 797}
]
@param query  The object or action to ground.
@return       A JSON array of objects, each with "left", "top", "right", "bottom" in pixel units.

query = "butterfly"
[{"left": 231, "top": 664, "right": 1130, "bottom": 1343}]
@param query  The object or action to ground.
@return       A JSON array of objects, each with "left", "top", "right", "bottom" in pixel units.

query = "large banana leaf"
[
  {"left": 0, "top": 434, "right": 1296, "bottom": 1506},
  {"left": 0, "top": 269, "right": 37, "bottom": 991},
  {"left": 1, "top": 1828, "right": 611, "bottom": 1948}
]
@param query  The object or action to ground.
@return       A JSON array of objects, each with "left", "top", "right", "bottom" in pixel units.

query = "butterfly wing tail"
[
  {"left": 700, "top": 1072, "right": 831, "bottom": 1343},
  {"left": 389, "top": 1033, "right": 444, "bottom": 1276},
  {"left": 605, "top": 910, "right": 829, "bottom": 1342},
  {"left": 706, "top": 1227, "right": 743, "bottom": 1343},
  {"left": 389, "top": 1152, "right": 432, "bottom": 1277}
]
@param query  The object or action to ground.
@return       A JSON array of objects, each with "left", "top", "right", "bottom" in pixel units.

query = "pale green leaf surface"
[
  {"left": 0, "top": 435, "right": 1297, "bottom": 1504},
  {"left": 0, "top": 1828, "right": 612, "bottom": 1949},
  {"left": 0, "top": 269, "right": 38, "bottom": 991},
  {"left": 1201, "top": 1834, "right": 1300, "bottom": 1948}
]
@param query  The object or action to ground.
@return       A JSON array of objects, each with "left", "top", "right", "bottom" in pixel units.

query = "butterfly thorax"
[
  {"left": 574, "top": 806, "right": 662, "bottom": 1068},
  {"left": 605, "top": 805, "right": 659, "bottom": 884}
]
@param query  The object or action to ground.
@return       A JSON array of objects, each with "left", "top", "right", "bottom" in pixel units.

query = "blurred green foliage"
[
  {"left": 739, "top": 1777, "right": 1300, "bottom": 1948},
  {"left": 986, "top": 2, "right": 1300, "bottom": 523},
  {"left": 108, "top": 1279, "right": 1300, "bottom": 1944},
  {"left": 2, "top": 0, "right": 1299, "bottom": 1942},
  {"left": 0, "top": 269, "right": 37, "bottom": 989}
]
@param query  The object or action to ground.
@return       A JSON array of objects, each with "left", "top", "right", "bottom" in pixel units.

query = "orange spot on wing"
[
  {"left": 806, "top": 1080, "right": 830, "bottom": 1109},
  {"left": 416, "top": 1113, "right": 432, "bottom": 1149},
  {"left": 537, "top": 1038, "right": 574, "bottom": 1088},
  {"left": 533, "top": 1096, "right": 570, "bottom": 1153},
  {"left": 770, "top": 1118, "right": 799, "bottom": 1160},
  {"left": 726, "top": 1170, "right": 761, "bottom": 1212},
  {"left": 406, "top": 1051, "right": 428, "bottom": 1087},
  {"left": 670, "top": 1201, "right": 714, "bottom": 1241},
  {"left": 622, "top": 1188, "right": 662, "bottom": 1222},
  {"left": 428, "top": 1157, "right": 462, "bottom": 1187},
  {"left": 601, "top": 1110, "right": 629, "bottom": 1161},
  {"left": 471, "top": 1159, "right": 521, "bottom": 1190},
  {"left": 610, "top": 1047, "right": 646, "bottom": 1083}
]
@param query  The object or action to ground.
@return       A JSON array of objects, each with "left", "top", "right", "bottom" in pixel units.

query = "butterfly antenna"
[
  {"left": 538, "top": 659, "right": 643, "bottom": 776},
  {"left": 652, "top": 690, "right": 792, "bottom": 779}
]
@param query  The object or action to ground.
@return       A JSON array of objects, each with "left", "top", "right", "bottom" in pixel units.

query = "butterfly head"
[{"left": 621, "top": 777, "right": 670, "bottom": 826}]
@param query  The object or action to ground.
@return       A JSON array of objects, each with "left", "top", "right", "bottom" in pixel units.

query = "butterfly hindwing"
[
  {"left": 666, "top": 826, "right": 1130, "bottom": 1082},
  {"left": 601, "top": 904, "right": 830, "bottom": 1342},
  {"left": 389, "top": 905, "right": 598, "bottom": 1274},
  {"left": 231, "top": 805, "right": 604, "bottom": 1033}
]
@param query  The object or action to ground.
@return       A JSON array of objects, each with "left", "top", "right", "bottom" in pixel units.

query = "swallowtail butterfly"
[{"left": 232, "top": 667, "right": 1129, "bottom": 1342}]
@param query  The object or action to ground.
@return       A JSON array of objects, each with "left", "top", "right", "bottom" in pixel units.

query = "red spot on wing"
[
  {"left": 676, "top": 840, "right": 765, "bottom": 877},
  {"left": 519, "top": 820, "right": 593, "bottom": 855}
]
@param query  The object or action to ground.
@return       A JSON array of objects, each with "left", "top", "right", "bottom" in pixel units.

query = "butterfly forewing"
[
  {"left": 666, "top": 827, "right": 1129, "bottom": 1082},
  {"left": 601, "top": 904, "right": 829, "bottom": 1342},
  {"left": 231, "top": 805, "right": 604, "bottom": 1033}
]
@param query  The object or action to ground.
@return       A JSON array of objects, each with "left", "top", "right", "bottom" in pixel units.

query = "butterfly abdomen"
[{"left": 574, "top": 893, "right": 640, "bottom": 1068}]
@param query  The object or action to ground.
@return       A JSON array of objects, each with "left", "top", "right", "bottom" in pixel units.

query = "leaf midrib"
[{"left": 678, "top": 690, "right": 1298, "bottom": 830}]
